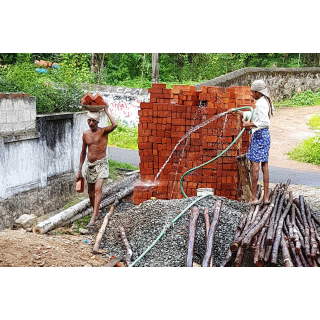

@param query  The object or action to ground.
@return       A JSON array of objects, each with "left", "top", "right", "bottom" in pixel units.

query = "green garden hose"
[{"left": 129, "top": 106, "right": 253, "bottom": 267}]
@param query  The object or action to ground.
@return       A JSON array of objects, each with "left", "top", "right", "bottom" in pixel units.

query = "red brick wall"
[{"left": 133, "top": 84, "right": 255, "bottom": 205}]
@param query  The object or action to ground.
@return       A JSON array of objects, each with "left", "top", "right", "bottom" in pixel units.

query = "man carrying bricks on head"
[
  {"left": 76, "top": 102, "right": 118, "bottom": 228},
  {"left": 233, "top": 80, "right": 274, "bottom": 205}
]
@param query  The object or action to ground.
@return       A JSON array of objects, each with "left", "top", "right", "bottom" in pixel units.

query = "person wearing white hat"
[
  {"left": 233, "top": 80, "right": 274, "bottom": 205},
  {"left": 76, "top": 101, "right": 118, "bottom": 227}
]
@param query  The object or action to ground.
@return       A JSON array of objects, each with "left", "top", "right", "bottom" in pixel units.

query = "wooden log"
[
  {"left": 266, "top": 190, "right": 282, "bottom": 246},
  {"left": 251, "top": 193, "right": 264, "bottom": 223},
  {"left": 233, "top": 247, "right": 245, "bottom": 267},
  {"left": 305, "top": 202, "right": 318, "bottom": 260},
  {"left": 254, "top": 225, "right": 267, "bottom": 266},
  {"left": 220, "top": 213, "right": 247, "bottom": 267},
  {"left": 241, "top": 185, "right": 280, "bottom": 249},
  {"left": 92, "top": 197, "right": 119, "bottom": 254},
  {"left": 287, "top": 208, "right": 295, "bottom": 241},
  {"left": 287, "top": 239, "right": 302, "bottom": 267},
  {"left": 257, "top": 231, "right": 267, "bottom": 267},
  {"left": 203, "top": 207, "right": 213, "bottom": 267},
  {"left": 236, "top": 154, "right": 252, "bottom": 203},
  {"left": 281, "top": 233, "right": 293, "bottom": 267},
  {"left": 186, "top": 207, "right": 200, "bottom": 267},
  {"left": 311, "top": 211, "right": 320, "bottom": 227},
  {"left": 270, "top": 192, "right": 293, "bottom": 265},
  {"left": 299, "top": 195, "right": 311, "bottom": 258},
  {"left": 119, "top": 226, "right": 132, "bottom": 266},
  {"left": 250, "top": 233, "right": 259, "bottom": 252},
  {"left": 232, "top": 205, "right": 266, "bottom": 251},
  {"left": 230, "top": 206, "right": 254, "bottom": 251},
  {"left": 311, "top": 218, "right": 320, "bottom": 244},
  {"left": 202, "top": 200, "right": 222, "bottom": 267},
  {"left": 293, "top": 203, "right": 304, "bottom": 227},
  {"left": 33, "top": 181, "right": 136, "bottom": 234},
  {"left": 294, "top": 208, "right": 306, "bottom": 237}
]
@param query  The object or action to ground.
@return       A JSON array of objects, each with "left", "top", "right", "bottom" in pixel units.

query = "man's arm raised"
[
  {"left": 76, "top": 134, "right": 87, "bottom": 181},
  {"left": 103, "top": 102, "right": 118, "bottom": 135}
]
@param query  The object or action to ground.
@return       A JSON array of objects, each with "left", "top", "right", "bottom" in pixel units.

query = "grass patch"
[
  {"left": 308, "top": 114, "right": 320, "bottom": 130},
  {"left": 108, "top": 119, "right": 138, "bottom": 150},
  {"left": 288, "top": 134, "right": 320, "bottom": 165},
  {"left": 108, "top": 159, "right": 138, "bottom": 181},
  {"left": 275, "top": 90, "right": 320, "bottom": 108},
  {"left": 73, "top": 215, "right": 92, "bottom": 232}
]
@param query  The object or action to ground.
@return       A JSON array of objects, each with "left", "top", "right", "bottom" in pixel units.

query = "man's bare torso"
[{"left": 84, "top": 127, "right": 109, "bottom": 163}]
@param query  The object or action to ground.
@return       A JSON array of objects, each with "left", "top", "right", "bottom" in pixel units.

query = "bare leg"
[
  {"left": 88, "top": 179, "right": 104, "bottom": 225},
  {"left": 250, "top": 161, "right": 260, "bottom": 203},
  {"left": 87, "top": 183, "right": 95, "bottom": 209},
  {"left": 261, "top": 162, "right": 269, "bottom": 203}
]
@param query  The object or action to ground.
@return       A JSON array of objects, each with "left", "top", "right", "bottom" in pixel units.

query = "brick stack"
[{"left": 133, "top": 84, "right": 255, "bottom": 205}]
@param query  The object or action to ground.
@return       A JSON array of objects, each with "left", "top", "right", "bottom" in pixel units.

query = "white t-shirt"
[{"left": 243, "top": 96, "right": 274, "bottom": 134}]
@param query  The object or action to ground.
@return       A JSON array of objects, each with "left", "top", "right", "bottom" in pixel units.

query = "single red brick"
[
  {"left": 83, "top": 92, "right": 94, "bottom": 104},
  {"left": 93, "top": 93, "right": 103, "bottom": 104}
]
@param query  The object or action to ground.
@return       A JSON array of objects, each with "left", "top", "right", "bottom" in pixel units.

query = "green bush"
[
  {"left": 108, "top": 119, "right": 138, "bottom": 150},
  {"left": 288, "top": 134, "right": 320, "bottom": 165},
  {"left": 0, "top": 61, "right": 88, "bottom": 114},
  {"left": 308, "top": 114, "right": 320, "bottom": 130},
  {"left": 275, "top": 90, "right": 320, "bottom": 108}
]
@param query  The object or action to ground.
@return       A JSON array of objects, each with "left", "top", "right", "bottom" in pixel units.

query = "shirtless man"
[{"left": 76, "top": 102, "right": 117, "bottom": 227}]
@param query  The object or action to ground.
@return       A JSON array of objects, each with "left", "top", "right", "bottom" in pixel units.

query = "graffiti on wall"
[{"left": 93, "top": 88, "right": 150, "bottom": 126}]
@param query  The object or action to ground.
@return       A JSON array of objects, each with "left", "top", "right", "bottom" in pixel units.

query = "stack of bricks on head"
[
  {"left": 133, "top": 84, "right": 255, "bottom": 205},
  {"left": 81, "top": 92, "right": 106, "bottom": 106}
]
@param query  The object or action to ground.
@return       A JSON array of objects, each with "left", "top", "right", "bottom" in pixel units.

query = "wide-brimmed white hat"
[{"left": 251, "top": 80, "right": 271, "bottom": 98}]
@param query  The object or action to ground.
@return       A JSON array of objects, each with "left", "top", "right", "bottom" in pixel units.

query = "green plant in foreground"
[
  {"left": 308, "top": 114, "right": 320, "bottom": 130},
  {"left": 288, "top": 133, "right": 320, "bottom": 165}
]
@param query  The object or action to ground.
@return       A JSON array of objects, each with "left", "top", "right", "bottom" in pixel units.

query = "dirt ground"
[
  {"left": 0, "top": 229, "right": 107, "bottom": 267},
  {"left": 269, "top": 105, "right": 320, "bottom": 171}
]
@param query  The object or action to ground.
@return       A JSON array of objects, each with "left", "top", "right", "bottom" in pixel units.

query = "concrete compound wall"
[
  {"left": 0, "top": 94, "right": 37, "bottom": 134},
  {"left": 83, "top": 84, "right": 149, "bottom": 126},
  {"left": 0, "top": 103, "right": 108, "bottom": 231},
  {"left": 197, "top": 67, "right": 320, "bottom": 101}
]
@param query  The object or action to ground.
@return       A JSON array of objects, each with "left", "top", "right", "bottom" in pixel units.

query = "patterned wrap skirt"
[
  {"left": 247, "top": 128, "right": 271, "bottom": 163},
  {"left": 85, "top": 155, "right": 109, "bottom": 183}
]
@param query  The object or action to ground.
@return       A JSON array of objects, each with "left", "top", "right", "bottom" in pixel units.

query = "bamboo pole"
[
  {"left": 202, "top": 200, "right": 222, "bottom": 267},
  {"left": 186, "top": 207, "right": 200, "bottom": 267},
  {"left": 119, "top": 226, "right": 132, "bottom": 267},
  {"left": 92, "top": 197, "right": 119, "bottom": 254}
]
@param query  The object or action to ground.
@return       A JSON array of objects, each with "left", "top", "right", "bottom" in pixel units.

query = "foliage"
[
  {"left": 1, "top": 53, "right": 320, "bottom": 113},
  {"left": 288, "top": 133, "right": 320, "bottom": 165},
  {"left": 274, "top": 90, "right": 320, "bottom": 108},
  {"left": 0, "top": 61, "right": 85, "bottom": 113},
  {"left": 308, "top": 113, "right": 320, "bottom": 130},
  {"left": 108, "top": 119, "right": 138, "bottom": 150}
]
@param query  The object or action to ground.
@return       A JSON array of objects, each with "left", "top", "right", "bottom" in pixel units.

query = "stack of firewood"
[{"left": 221, "top": 179, "right": 320, "bottom": 267}]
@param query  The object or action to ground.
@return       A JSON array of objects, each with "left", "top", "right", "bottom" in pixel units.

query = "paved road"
[{"left": 109, "top": 147, "right": 320, "bottom": 187}]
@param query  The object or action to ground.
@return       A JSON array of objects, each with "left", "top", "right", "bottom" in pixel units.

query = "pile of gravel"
[{"left": 100, "top": 195, "right": 250, "bottom": 267}]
